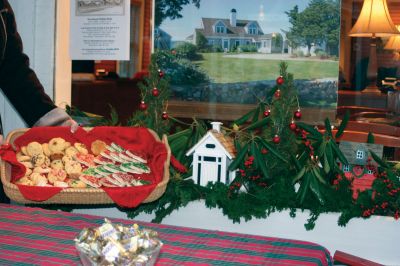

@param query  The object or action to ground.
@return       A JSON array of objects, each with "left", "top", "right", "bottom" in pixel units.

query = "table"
[{"left": 0, "top": 204, "right": 332, "bottom": 265}]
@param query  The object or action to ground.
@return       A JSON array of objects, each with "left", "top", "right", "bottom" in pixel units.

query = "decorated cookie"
[
  {"left": 79, "top": 174, "right": 101, "bottom": 188},
  {"left": 48, "top": 169, "right": 67, "bottom": 184}
]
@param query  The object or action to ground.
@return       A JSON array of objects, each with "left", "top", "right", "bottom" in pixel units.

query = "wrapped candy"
[{"left": 75, "top": 219, "right": 162, "bottom": 266}]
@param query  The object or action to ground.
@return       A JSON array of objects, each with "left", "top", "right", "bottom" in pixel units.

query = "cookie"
[
  {"left": 30, "top": 173, "right": 48, "bottom": 186},
  {"left": 48, "top": 169, "right": 67, "bottom": 184},
  {"left": 91, "top": 140, "right": 107, "bottom": 156},
  {"left": 53, "top": 181, "right": 68, "bottom": 188},
  {"left": 74, "top": 143, "right": 88, "bottom": 155},
  {"left": 23, "top": 168, "right": 32, "bottom": 177},
  {"left": 15, "top": 176, "right": 32, "bottom": 186},
  {"left": 68, "top": 179, "right": 87, "bottom": 188},
  {"left": 65, "top": 146, "right": 79, "bottom": 158},
  {"left": 62, "top": 155, "right": 73, "bottom": 165},
  {"left": 64, "top": 142, "right": 71, "bottom": 149},
  {"left": 31, "top": 154, "right": 47, "bottom": 167},
  {"left": 65, "top": 161, "right": 82, "bottom": 179},
  {"left": 21, "top": 161, "right": 33, "bottom": 169},
  {"left": 16, "top": 152, "right": 31, "bottom": 162},
  {"left": 50, "top": 159, "right": 64, "bottom": 170},
  {"left": 42, "top": 143, "right": 51, "bottom": 157},
  {"left": 49, "top": 137, "right": 66, "bottom": 153},
  {"left": 33, "top": 166, "right": 51, "bottom": 174},
  {"left": 20, "top": 146, "right": 29, "bottom": 156},
  {"left": 26, "top": 142, "right": 43, "bottom": 157}
]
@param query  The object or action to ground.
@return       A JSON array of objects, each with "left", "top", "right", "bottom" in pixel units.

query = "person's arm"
[{"left": 0, "top": 1, "right": 75, "bottom": 130}]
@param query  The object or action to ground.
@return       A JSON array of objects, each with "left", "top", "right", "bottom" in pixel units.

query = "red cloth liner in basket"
[{"left": 1, "top": 126, "right": 168, "bottom": 208}]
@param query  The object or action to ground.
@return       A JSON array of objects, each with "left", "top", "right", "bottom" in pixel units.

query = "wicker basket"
[{"left": 0, "top": 128, "right": 170, "bottom": 205}]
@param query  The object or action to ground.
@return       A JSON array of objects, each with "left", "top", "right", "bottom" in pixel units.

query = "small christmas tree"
[
  {"left": 228, "top": 62, "right": 300, "bottom": 194},
  {"left": 128, "top": 55, "right": 171, "bottom": 138}
]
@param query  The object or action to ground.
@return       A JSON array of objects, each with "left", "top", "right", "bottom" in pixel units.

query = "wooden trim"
[
  {"left": 128, "top": 0, "right": 144, "bottom": 72},
  {"left": 54, "top": 0, "right": 72, "bottom": 107},
  {"left": 333, "top": 250, "right": 383, "bottom": 266},
  {"left": 168, "top": 100, "right": 336, "bottom": 125},
  {"left": 328, "top": 129, "right": 400, "bottom": 148}
]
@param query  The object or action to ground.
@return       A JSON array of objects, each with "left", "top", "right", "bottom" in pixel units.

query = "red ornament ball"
[
  {"left": 158, "top": 69, "right": 165, "bottom": 78},
  {"left": 276, "top": 76, "right": 284, "bottom": 85},
  {"left": 272, "top": 134, "right": 281, "bottom": 144},
  {"left": 161, "top": 111, "right": 169, "bottom": 120},
  {"left": 289, "top": 122, "right": 297, "bottom": 131},
  {"left": 274, "top": 89, "right": 281, "bottom": 98},
  {"left": 263, "top": 109, "right": 271, "bottom": 117},
  {"left": 152, "top": 87, "right": 160, "bottom": 97},
  {"left": 294, "top": 110, "right": 302, "bottom": 119},
  {"left": 139, "top": 101, "right": 147, "bottom": 111}
]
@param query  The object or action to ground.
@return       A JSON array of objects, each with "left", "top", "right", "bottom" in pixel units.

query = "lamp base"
[{"left": 362, "top": 85, "right": 381, "bottom": 94}]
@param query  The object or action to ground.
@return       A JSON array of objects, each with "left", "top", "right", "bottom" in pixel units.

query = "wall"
[{"left": 0, "top": 0, "right": 56, "bottom": 136}]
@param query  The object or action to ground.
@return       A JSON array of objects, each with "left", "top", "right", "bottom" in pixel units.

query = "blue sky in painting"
[{"left": 158, "top": 0, "right": 310, "bottom": 41}]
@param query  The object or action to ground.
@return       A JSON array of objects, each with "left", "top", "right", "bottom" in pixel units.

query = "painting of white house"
[{"left": 153, "top": 0, "right": 340, "bottom": 109}]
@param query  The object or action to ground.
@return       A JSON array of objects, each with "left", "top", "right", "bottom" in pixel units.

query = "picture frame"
[{"left": 153, "top": 0, "right": 340, "bottom": 123}]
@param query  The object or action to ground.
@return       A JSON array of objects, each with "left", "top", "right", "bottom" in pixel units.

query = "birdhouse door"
[{"left": 197, "top": 156, "right": 222, "bottom": 186}]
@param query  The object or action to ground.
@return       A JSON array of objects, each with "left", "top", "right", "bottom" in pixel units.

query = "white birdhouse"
[{"left": 186, "top": 122, "right": 236, "bottom": 186}]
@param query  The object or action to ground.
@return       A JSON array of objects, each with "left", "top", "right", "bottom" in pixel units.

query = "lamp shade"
[
  {"left": 385, "top": 25, "right": 400, "bottom": 50},
  {"left": 349, "top": 0, "right": 399, "bottom": 37}
]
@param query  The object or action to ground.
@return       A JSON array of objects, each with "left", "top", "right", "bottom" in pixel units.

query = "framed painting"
[{"left": 153, "top": 0, "right": 341, "bottom": 123}]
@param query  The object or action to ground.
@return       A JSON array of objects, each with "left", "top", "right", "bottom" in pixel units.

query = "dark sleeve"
[{"left": 0, "top": 0, "right": 56, "bottom": 127}]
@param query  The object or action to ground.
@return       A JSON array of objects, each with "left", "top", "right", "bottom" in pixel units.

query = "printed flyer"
[{"left": 70, "top": 0, "right": 130, "bottom": 60}]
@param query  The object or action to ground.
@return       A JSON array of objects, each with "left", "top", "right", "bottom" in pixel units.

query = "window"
[
  {"left": 367, "top": 169, "right": 374, "bottom": 174},
  {"left": 343, "top": 165, "right": 350, "bottom": 172},
  {"left": 206, "top": 144, "right": 216, "bottom": 149},
  {"left": 216, "top": 25, "right": 225, "bottom": 33},
  {"left": 248, "top": 27, "right": 257, "bottom": 34},
  {"left": 356, "top": 150, "right": 364, "bottom": 159}
]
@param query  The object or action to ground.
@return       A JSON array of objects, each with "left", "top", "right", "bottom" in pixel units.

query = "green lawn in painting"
[{"left": 195, "top": 53, "right": 339, "bottom": 83}]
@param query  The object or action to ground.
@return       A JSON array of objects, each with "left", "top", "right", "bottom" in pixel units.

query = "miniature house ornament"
[
  {"left": 186, "top": 122, "right": 236, "bottom": 187},
  {"left": 339, "top": 141, "right": 384, "bottom": 199}
]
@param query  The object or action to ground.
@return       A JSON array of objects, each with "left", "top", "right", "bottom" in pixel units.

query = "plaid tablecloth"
[{"left": 0, "top": 204, "right": 332, "bottom": 265}]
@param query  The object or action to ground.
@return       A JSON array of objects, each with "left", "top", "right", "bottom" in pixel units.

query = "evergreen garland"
[{"left": 66, "top": 58, "right": 400, "bottom": 229}]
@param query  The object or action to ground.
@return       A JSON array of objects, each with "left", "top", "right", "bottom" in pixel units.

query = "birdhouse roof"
[
  {"left": 186, "top": 130, "right": 236, "bottom": 159},
  {"left": 339, "top": 141, "right": 384, "bottom": 166}
]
